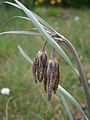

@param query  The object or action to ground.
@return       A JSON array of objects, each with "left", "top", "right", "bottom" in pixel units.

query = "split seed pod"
[
  {"left": 32, "top": 42, "right": 47, "bottom": 83},
  {"left": 47, "top": 49, "right": 60, "bottom": 101}
]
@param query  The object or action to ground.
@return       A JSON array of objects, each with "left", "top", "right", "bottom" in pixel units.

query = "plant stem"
[
  {"left": 6, "top": 97, "right": 13, "bottom": 120},
  {"left": 62, "top": 38, "right": 90, "bottom": 118},
  {"left": 41, "top": 41, "right": 47, "bottom": 52}
]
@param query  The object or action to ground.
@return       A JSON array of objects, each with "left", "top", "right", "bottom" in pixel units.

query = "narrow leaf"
[
  {"left": 5, "top": 16, "right": 31, "bottom": 26},
  {"left": 58, "top": 85, "right": 88, "bottom": 120},
  {"left": 0, "top": 31, "right": 40, "bottom": 36},
  {"left": 4, "top": 1, "right": 21, "bottom": 9},
  {"left": 31, "top": 112, "right": 45, "bottom": 120},
  {"left": 17, "top": 45, "right": 33, "bottom": 64},
  {"left": 60, "top": 93, "right": 73, "bottom": 120}
]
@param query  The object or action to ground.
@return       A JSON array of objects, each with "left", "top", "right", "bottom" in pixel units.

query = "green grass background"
[{"left": 0, "top": 5, "right": 90, "bottom": 120}]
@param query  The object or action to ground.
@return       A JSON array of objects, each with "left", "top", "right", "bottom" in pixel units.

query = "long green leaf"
[
  {"left": 5, "top": 16, "right": 31, "bottom": 26},
  {"left": 18, "top": 45, "right": 33, "bottom": 64},
  {"left": 58, "top": 85, "right": 88, "bottom": 120},
  {"left": 0, "top": 31, "right": 39, "bottom": 36},
  {"left": 4, "top": 1, "right": 21, "bottom": 9},
  {"left": 60, "top": 94, "right": 73, "bottom": 120},
  {"left": 4, "top": 1, "right": 54, "bottom": 32},
  {"left": 31, "top": 112, "right": 45, "bottom": 120}
]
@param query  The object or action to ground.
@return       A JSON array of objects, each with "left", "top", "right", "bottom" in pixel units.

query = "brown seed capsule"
[
  {"left": 37, "top": 50, "right": 47, "bottom": 82},
  {"left": 32, "top": 45, "right": 47, "bottom": 83},
  {"left": 47, "top": 58, "right": 60, "bottom": 101},
  {"left": 47, "top": 60, "right": 52, "bottom": 101}
]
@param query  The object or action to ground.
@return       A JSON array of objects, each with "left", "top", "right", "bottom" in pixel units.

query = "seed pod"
[
  {"left": 32, "top": 42, "right": 47, "bottom": 83},
  {"left": 47, "top": 60, "right": 52, "bottom": 101},
  {"left": 37, "top": 50, "right": 47, "bottom": 82},
  {"left": 47, "top": 58, "right": 60, "bottom": 100}
]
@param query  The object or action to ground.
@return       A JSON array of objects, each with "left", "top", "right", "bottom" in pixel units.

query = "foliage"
[{"left": 0, "top": 2, "right": 90, "bottom": 119}]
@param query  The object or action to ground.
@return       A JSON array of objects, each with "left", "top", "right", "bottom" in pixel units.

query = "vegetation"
[{"left": 0, "top": 2, "right": 90, "bottom": 120}]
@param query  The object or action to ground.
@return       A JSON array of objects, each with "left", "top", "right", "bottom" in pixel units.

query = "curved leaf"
[
  {"left": 58, "top": 85, "right": 88, "bottom": 120},
  {"left": 5, "top": 16, "right": 31, "bottom": 26},
  {"left": 60, "top": 93, "right": 73, "bottom": 120},
  {"left": 4, "top": 1, "right": 21, "bottom": 9},
  {"left": 0, "top": 31, "right": 40, "bottom": 36},
  {"left": 18, "top": 45, "right": 33, "bottom": 64}
]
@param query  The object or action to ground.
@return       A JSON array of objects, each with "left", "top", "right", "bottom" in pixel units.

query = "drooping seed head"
[
  {"left": 32, "top": 46, "right": 47, "bottom": 83},
  {"left": 47, "top": 58, "right": 60, "bottom": 101},
  {"left": 53, "top": 61, "right": 60, "bottom": 94}
]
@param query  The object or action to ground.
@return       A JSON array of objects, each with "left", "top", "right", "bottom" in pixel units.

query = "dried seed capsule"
[
  {"left": 47, "top": 60, "right": 52, "bottom": 101},
  {"left": 51, "top": 60, "right": 56, "bottom": 90},
  {"left": 37, "top": 50, "right": 47, "bottom": 82},
  {"left": 32, "top": 41, "right": 47, "bottom": 83},
  {"left": 47, "top": 58, "right": 60, "bottom": 100}
]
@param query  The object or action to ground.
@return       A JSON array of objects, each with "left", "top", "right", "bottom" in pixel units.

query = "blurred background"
[{"left": 0, "top": 0, "right": 90, "bottom": 120}]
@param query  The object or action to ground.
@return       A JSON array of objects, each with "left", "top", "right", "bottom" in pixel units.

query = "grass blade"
[
  {"left": 60, "top": 94, "right": 73, "bottom": 120},
  {"left": 31, "top": 112, "right": 45, "bottom": 120},
  {"left": 58, "top": 85, "right": 88, "bottom": 120},
  {"left": 5, "top": 16, "right": 31, "bottom": 26},
  {"left": 0, "top": 31, "right": 40, "bottom": 36},
  {"left": 17, "top": 45, "right": 33, "bottom": 64},
  {"left": 4, "top": 1, "right": 21, "bottom": 9},
  {"left": 6, "top": 97, "right": 13, "bottom": 120}
]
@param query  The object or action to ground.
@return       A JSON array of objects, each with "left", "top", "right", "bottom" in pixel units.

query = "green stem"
[
  {"left": 62, "top": 38, "right": 90, "bottom": 118},
  {"left": 60, "top": 93, "right": 73, "bottom": 120}
]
